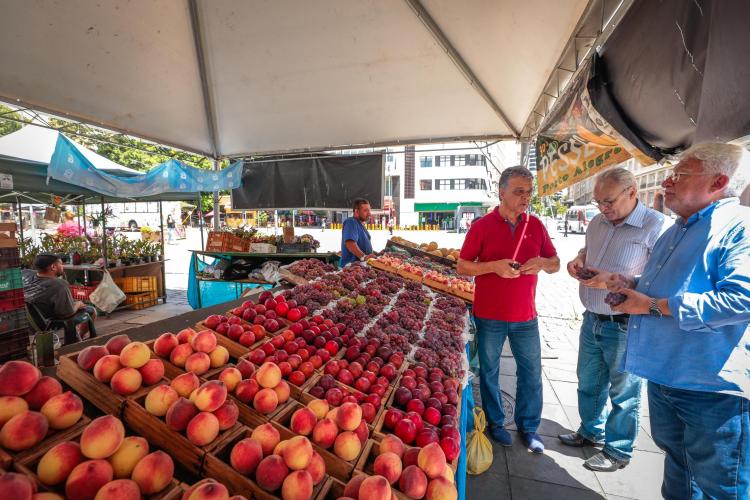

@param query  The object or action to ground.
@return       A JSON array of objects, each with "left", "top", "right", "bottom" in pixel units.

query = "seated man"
[{"left": 23, "top": 253, "right": 97, "bottom": 344}]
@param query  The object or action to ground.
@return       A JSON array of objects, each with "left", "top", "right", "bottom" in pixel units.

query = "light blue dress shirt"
[{"left": 623, "top": 198, "right": 750, "bottom": 399}]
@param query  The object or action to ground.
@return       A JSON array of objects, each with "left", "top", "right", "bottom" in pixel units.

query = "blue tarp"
[
  {"left": 187, "top": 253, "right": 271, "bottom": 309},
  {"left": 48, "top": 135, "right": 242, "bottom": 199}
]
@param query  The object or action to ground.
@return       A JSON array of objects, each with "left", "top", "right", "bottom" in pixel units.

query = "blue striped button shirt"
[{"left": 580, "top": 201, "right": 666, "bottom": 314}]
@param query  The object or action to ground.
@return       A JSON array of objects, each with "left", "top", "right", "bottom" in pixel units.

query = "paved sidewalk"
[{"left": 467, "top": 234, "right": 665, "bottom": 500}]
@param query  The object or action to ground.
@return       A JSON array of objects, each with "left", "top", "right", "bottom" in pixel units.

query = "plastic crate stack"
[
  {"left": 114, "top": 276, "right": 159, "bottom": 310},
  {"left": 0, "top": 247, "right": 31, "bottom": 362}
]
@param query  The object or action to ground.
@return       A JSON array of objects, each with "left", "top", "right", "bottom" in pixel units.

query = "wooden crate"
[
  {"left": 237, "top": 352, "right": 318, "bottom": 401},
  {"left": 201, "top": 426, "right": 330, "bottom": 500},
  {"left": 0, "top": 415, "right": 90, "bottom": 467},
  {"left": 299, "top": 373, "right": 389, "bottom": 429},
  {"left": 144, "top": 336, "right": 245, "bottom": 383},
  {"left": 206, "top": 231, "right": 233, "bottom": 252},
  {"left": 57, "top": 352, "right": 164, "bottom": 417},
  {"left": 13, "top": 425, "right": 183, "bottom": 500},
  {"left": 353, "top": 440, "right": 414, "bottom": 500},
  {"left": 316, "top": 477, "right": 341, "bottom": 499},
  {"left": 122, "top": 389, "right": 243, "bottom": 476}
]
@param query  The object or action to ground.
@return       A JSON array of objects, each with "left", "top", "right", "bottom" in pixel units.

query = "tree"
[{"left": 0, "top": 105, "right": 25, "bottom": 137}]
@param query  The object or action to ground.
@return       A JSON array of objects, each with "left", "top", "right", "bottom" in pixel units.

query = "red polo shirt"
[{"left": 460, "top": 208, "right": 557, "bottom": 322}]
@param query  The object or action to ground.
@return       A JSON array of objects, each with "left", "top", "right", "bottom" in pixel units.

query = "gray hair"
[
  {"left": 595, "top": 167, "right": 637, "bottom": 191},
  {"left": 499, "top": 166, "right": 533, "bottom": 189},
  {"left": 682, "top": 142, "right": 750, "bottom": 197}
]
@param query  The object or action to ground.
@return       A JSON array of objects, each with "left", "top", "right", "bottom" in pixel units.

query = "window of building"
[
  {"left": 435, "top": 179, "right": 452, "bottom": 190},
  {"left": 419, "top": 157, "right": 432, "bottom": 168},
  {"left": 435, "top": 155, "right": 454, "bottom": 167},
  {"left": 647, "top": 173, "right": 656, "bottom": 187},
  {"left": 431, "top": 178, "right": 487, "bottom": 190},
  {"left": 419, "top": 180, "right": 432, "bottom": 190},
  {"left": 386, "top": 154, "right": 394, "bottom": 162}
]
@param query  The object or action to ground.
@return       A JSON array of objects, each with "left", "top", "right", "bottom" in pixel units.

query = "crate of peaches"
[
  {"left": 198, "top": 314, "right": 269, "bottom": 358},
  {"left": 8, "top": 415, "right": 180, "bottom": 499},
  {"left": 149, "top": 328, "right": 236, "bottom": 380}
]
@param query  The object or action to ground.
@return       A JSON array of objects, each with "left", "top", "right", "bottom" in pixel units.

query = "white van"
[
  {"left": 88, "top": 201, "right": 182, "bottom": 230},
  {"left": 564, "top": 205, "right": 598, "bottom": 234}
]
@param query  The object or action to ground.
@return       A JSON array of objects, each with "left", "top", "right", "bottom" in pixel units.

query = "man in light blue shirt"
[
  {"left": 561, "top": 168, "right": 665, "bottom": 472},
  {"left": 340, "top": 198, "right": 373, "bottom": 267},
  {"left": 609, "top": 143, "right": 750, "bottom": 499}
]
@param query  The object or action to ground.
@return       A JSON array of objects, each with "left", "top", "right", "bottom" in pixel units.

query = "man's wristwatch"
[{"left": 648, "top": 298, "right": 663, "bottom": 317}]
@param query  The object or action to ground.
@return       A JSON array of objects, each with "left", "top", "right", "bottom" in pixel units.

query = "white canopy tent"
[{"left": 0, "top": 0, "right": 626, "bottom": 159}]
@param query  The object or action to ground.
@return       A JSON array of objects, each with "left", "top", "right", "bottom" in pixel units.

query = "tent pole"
[
  {"left": 197, "top": 193, "right": 205, "bottom": 250},
  {"left": 158, "top": 201, "right": 166, "bottom": 304},
  {"left": 100, "top": 197, "right": 108, "bottom": 268},
  {"left": 15, "top": 197, "right": 24, "bottom": 257},
  {"left": 212, "top": 159, "right": 220, "bottom": 231}
]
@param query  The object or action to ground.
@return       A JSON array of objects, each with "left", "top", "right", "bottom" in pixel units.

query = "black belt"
[{"left": 594, "top": 312, "right": 630, "bottom": 324}]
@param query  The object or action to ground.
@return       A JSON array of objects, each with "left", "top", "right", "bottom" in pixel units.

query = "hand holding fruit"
[
  {"left": 566, "top": 254, "right": 585, "bottom": 278},
  {"left": 605, "top": 273, "right": 636, "bottom": 292},
  {"left": 609, "top": 288, "right": 651, "bottom": 315},
  {"left": 577, "top": 266, "right": 611, "bottom": 289},
  {"left": 519, "top": 257, "right": 544, "bottom": 275},
  {"left": 492, "top": 259, "right": 521, "bottom": 279}
]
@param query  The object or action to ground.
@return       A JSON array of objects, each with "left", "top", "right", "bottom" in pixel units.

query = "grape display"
[{"left": 285, "top": 258, "right": 336, "bottom": 280}]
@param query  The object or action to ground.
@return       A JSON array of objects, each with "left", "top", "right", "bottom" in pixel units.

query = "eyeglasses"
[
  {"left": 591, "top": 187, "right": 631, "bottom": 209},
  {"left": 665, "top": 170, "right": 707, "bottom": 184}
]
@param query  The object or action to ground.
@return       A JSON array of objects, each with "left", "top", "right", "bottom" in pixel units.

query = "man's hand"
[
  {"left": 606, "top": 273, "right": 636, "bottom": 291},
  {"left": 492, "top": 259, "right": 521, "bottom": 279},
  {"left": 566, "top": 255, "right": 585, "bottom": 279},
  {"left": 611, "top": 288, "right": 651, "bottom": 315},
  {"left": 578, "top": 267, "right": 612, "bottom": 289},
  {"left": 74, "top": 301, "right": 86, "bottom": 311},
  {"left": 519, "top": 257, "right": 545, "bottom": 275}
]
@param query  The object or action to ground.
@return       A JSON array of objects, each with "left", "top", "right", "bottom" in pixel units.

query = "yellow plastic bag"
[{"left": 466, "top": 406, "right": 493, "bottom": 475}]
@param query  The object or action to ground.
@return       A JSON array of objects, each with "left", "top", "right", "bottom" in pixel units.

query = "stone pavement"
[
  {"left": 94, "top": 287, "right": 192, "bottom": 337},
  {"left": 467, "top": 233, "right": 665, "bottom": 500}
]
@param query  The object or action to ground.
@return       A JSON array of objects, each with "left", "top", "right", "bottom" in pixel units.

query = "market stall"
[{"left": 0, "top": 259, "right": 472, "bottom": 500}]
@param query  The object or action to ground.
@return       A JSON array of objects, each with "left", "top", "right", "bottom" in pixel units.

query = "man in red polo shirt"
[{"left": 458, "top": 166, "right": 559, "bottom": 453}]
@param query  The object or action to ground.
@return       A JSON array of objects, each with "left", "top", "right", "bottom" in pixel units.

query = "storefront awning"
[{"left": 414, "top": 202, "right": 484, "bottom": 212}]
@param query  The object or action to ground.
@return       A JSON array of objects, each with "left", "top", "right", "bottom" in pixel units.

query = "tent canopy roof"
[{"left": 0, "top": 0, "right": 589, "bottom": 158}]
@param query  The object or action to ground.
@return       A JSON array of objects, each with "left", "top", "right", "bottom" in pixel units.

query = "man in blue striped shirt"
[
  {"left": 609, "top": 143, "right": 750, "bottom": 499},
  {"left": 560, "top": 168, "right": 665, "bottom": 472}
]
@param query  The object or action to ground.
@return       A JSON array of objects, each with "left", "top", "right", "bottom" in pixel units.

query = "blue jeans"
[
  {"left": 648, "top": 382, "right": 750, "bottom": 500},
  {"left": 576, "top": 311, "right": 643, "bottom": 460},
  {"left": 475, "top": 316, "right": 542, "bottom": 433}
]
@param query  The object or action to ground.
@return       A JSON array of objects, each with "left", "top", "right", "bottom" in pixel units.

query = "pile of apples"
[
  {"left": 0, "top": 360, "right": 84, "bottom": 453},
  {"left": 144, "top": 379, "right": 238, "bottom": 447},
  {"left": 352, "top": 436, "right": 458, "bottom": 500},
  {"left": 289, "top": 399, "right": 368, "bottom": 462},
  {"left": 76, "top": 336, "right": 165, "bottom": 395},
  {"left": 203, "top": 314, "right": 268, "bottom": 348},
  {"left": 216, "top": 361, "right": 291, "bottom": 416},
  {"left": 1, "top": 415, "right": 176, "bottom": 499},
  {"left": 152, "top": 328, "right": 230, "bottom": 376},
  {"left": 230, "top": 425, "right": 325, "bottom": 498}
]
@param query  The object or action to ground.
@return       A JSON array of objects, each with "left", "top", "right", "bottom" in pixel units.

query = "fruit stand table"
[{"left": 64, "top": 260, "right": 167, "bottom": 310}]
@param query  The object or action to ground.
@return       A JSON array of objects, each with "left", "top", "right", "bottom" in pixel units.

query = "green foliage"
[{"left": 0, "top": 105, "right": 25, "bottom": 137}]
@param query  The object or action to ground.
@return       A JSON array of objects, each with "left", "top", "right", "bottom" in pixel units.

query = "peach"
[
  {"left": 0, "top": 410, "right": 48, "bottom": 450},
  {"left": 304, "top": 451, "right": 326, "bottom": 485},
  {"left": 290, "top": 407, "right": 317, "bottom": 436},
  {"left": 417, "top": 443, "right": 446, "bottom": 479},
  {"left": 282, "top": 435, "right": 313, "bottom": 470},
  {"left": 236, "top": 359, "right": 255, "bottom": 379},
  {"left": 76, "top": 346, "right": 109, "bottom": 372},
  {"left": 403, "top": 447, "right": 421, "bottom": 468},
  {"left": 185, "top": 352, "right": 211, "bottom": 375},
  {"left": 354, "top": 420, "right": 369, "bottom": 445},
  {"left": 399, "top": 465, "right": 428, "bottom": 499},
  {"left": 343, "top": 474, "right": 366, "bottom": 498},
  {"left": 256, "top": 362, "right": 282, "bottom": 388},
  {"left": 139, "top": 358, "right": 165, "bottom": 385},
  {"left": 40, "top": 391, "right": 84, "bottom": 429},
  {"left": 0, "top": 361, "right": 40, "bottom": 397},
  {"left": 186, "top": 412, "right": 220, "bottom": 446},
  {"left": 65, "top": 459, "right": 113, "bottom": 500},
  {"left": 119, "top": 342, "right": 151, "bottom": 369},
  {"left": 209, "top": 346, "right": 230, "bottom": 368},
  {"left": 311, "top": 418, "right": 338, "bottom": 449},
  {"left": 145, "top": 385, "right": 179, "bottom": 416},
  {"left": 253, "top": 387, "right": 279, "bottom": 414},
  {"left": 440, "top": 465, "right": 455, "bottom": 484},
  {"left": 108, "top": 436, "right": 149, "bottom": 478},
  {"left": 92, "top": 355, "right": 123, "bottom": 384},
  {"left": 185, "top": 479, "right": 229, "bottom": 499},
  {"left": 177, "top": 328, "right": 197, "bottom": 344},
  {"left": 110, "top": 367, "right": 142, "bottom": 395},
  {"left": 194, "top": 380, "right": 228, "bottom": 412},
  {"left": 325, "top": 407, "right": 339, "bottom": 422},
  {"left": 33, "top": 493, "right": 64, "bottom": 500},
  {"left": 358, "top": 475, "right": 392, "bottom": 500},
  {"left": 171, "top": 372, "right": 200, "bottom": 398},
  {"left": 191, "top": 330, "right": 218, "bottom": 353},
  {"left": 379, "top": 434, "right": 405, "bottom": 459},
  {"left": 336, "top": 402, "right": 362, "bottom": 431},
  {"left": 23, "top": 376, "right": 63, "bottom": 410},
  {"left": 230, "top": 438, "right": 263, "bottom": 475},
  {"left": 333, "top": 431, "right": 361, "bottom": 461},
  {"left": 235, "top": 378, "right": 260, "bottom": 403},
  {"left": 94, "top": 479, "right": 140, "bottom": 500},
  {"left": 169, "top": 342, "right": 194, "bottom": 367},
  {"left": 307, "top": 399, "right": 329, "bottom": 420},
  {"left": 281, "top": 470, "right": 313, "bottom": 500},
  {"left": 273, "top": 380, "right": 291, "bottom": 404},
  {"left": 274, "top": 439, "right": 289, "bottom": 457},
  {"left": 80, "top": 415, "right": 125, "bottom": 459},
  {"left": 250, "top": 423, "right": 280, "bottom": 456},
  {"left": 218, "top": 367, "right": 242, "bottom": 391},
  {"left": 154, "top": 332, "right": 179, "bottom": 357},
  {"left": 104, "top": 334, "right": 131, "bottom": 355},
  {"left": 37, "top": 441, "right": 83, "bottom": 485},
  {"left": 255, "top": 455, "right": 289, "bottom": 492},
  {"left": 0, "top": 395, "right": 28, "bottom": 426},
  {"left": 214, "top": 400, "right": 239, "bottom": 430},
  {"left": 131, "top": 450, "right": 174, "bottom": 494},
  {"left": 374, "top": 452, "right": 403, "bottom": 484},
  {"left": 165, "top": 397, "right": 199, "bottom": 432},
  {"left": 425, "top": 477, "right": 457, "bottom": 500},
  {"left": 0, "top": 472, "right": 36, "bottom": 498}
]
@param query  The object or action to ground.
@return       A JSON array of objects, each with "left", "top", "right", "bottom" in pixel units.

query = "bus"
[{"left": 564, "top": 205, "right": 598, "bottom": 234}]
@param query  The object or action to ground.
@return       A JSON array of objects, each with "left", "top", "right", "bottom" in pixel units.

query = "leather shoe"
[
  {"left": 583, "top": 451, "right": 629, "bottom": 472},
  {"left": 558, "top": 432, "right": 604, "bottom": 448}
]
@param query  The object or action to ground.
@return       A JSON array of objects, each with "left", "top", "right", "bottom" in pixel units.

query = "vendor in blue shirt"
[
  {"left": 607, "top": 143, "right": 750, "bottom": 500},
  {"left": 340, "top": 198, "right": 373, "bottom": 266}
]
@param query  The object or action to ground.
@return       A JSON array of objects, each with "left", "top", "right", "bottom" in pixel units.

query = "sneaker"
[
  {"left": 521, "top": 432, "right": 545, "bottom": 453},
  {"left": 583, "top": 451, "right": 629, "bottom": 472},
  {"left": 558, "top": 432, "right": 604, "bottom": 448},
  {"left": 489, "top": 426, "right": 513, "bottom": 446}
]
